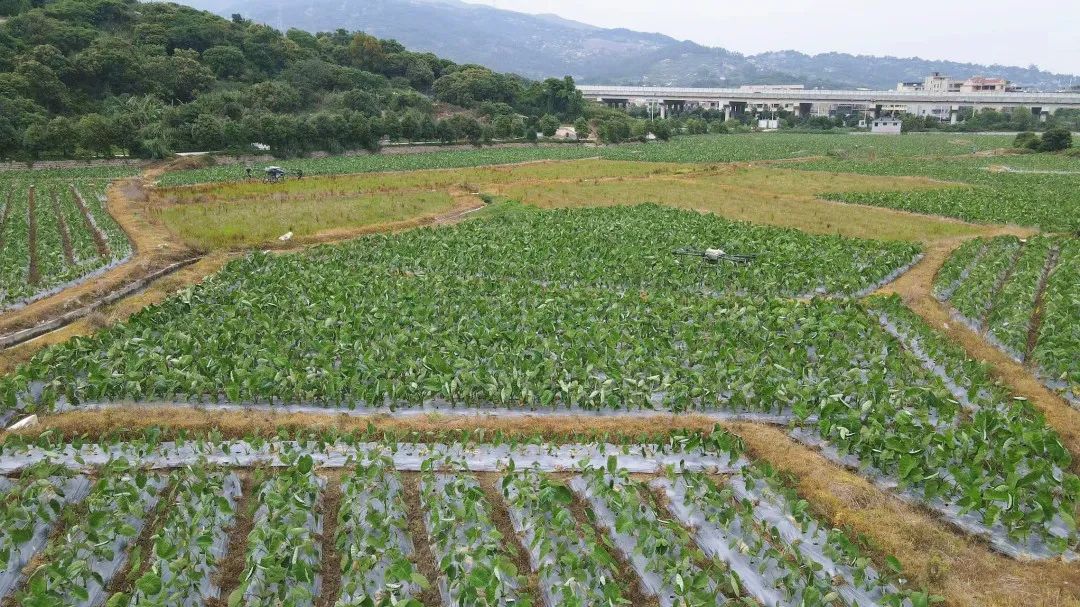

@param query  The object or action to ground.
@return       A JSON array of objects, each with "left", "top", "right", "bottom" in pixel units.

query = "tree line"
[{"left": 0, "top": 0, "right": 591, "bottom": 160}]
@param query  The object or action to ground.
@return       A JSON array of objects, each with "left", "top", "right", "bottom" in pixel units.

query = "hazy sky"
[{"left": 466, "top": 0, "right": 1080, "bottom": 75}]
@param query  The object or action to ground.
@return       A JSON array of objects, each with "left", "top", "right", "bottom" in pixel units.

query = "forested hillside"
[{"left": 0, "top": 0, "right": 586, "bottom": 160}]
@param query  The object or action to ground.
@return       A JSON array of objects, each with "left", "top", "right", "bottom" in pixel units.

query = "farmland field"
[
  {"left": 0, "top": 168, "right": 136, "bottom": 309},
  {"left": 157, "top": 188, "right": 458, "bottom": 249},
  {"left": 156, "top": 132, "right": 1015, "bottom": 187},
  {"left": 0, "top": 428, "right": 943, "bottom": 607},
  {"left": 797, "top": 154, "right": 1080, "bottom": 230},
  {"left": 2, "top": 203, "right": 1078, "bottom": 563},
  {"left": 2, "top": 132, "right": 1079, "bottom": 607},
  {"left": 934, "top": 234, "right": 1079, "bottom": 403},
  {"left": 154, "top": 160, "right": 978, "bottom": 249}
]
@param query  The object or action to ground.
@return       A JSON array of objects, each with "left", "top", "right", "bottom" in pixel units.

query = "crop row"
[
  {"left": 234, "top": 454, "right": 324, "bottom": 606},
  {"left": 7, "top": 461, "right": 165, "bottom": 606},
  {"left": 501, "top": 464, "right": 626, "bottom": 606},
  {"left": 6, "top": 432, "right": 1062, "bottom": 607},
  {"left": 124, "top": 468, "right": 240, "bottom": 606},
  {"left": 0, "top": 178, "right": 131, "bottom": 309},
  {"left": 933, "top": 235, "right": 1079, "bottom": 403},
  {"left": 158, "top": 133, "right": 1014, "bottom": 186},
  {"left": 337, "top": 454, "right": 424, "bottom": 606},
  {"left": 800, "top": 154, "right": 1080, "bottom": 231},
  {"left": 330, "top": 204, "right": 921, "bottom": 297}
]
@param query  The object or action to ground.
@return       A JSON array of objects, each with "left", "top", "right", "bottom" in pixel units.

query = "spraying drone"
[{"left": 672, "top": 247, "right": 759, "bottom": 265}]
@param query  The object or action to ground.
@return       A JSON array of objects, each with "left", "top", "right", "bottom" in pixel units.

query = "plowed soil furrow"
[
  {"left": 206, "top": 471, "right": 257, "bottom": 607},
  {"left": 50, "top": 191, "right": 75, "bottom": 267},
  {"left": 70, "top": 184, "right": 111, "bottom": 259},
  {"left": 477, "top": 473, "right": 543, "bottom": 607},
  {"left": 978, "top": 239, "right": 1026, "bottom": 331},
  {"left": 26, "top": 185, "right": 39, "bottom": 286},
  {"left": 314, "top": 471, "right": 343, "bottom": 607},
  {"left": 563, "top": 476, "right": 660, "bottom": 607},
  {"left": 1025, "top": 246, "right": 1061, "bottom": 361},
  {"left": 400, "top": 473, "right": 443, "bottom": 607}
]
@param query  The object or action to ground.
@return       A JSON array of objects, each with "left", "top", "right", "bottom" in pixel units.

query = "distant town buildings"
[{"left": 896, "top": 73, "right": 1013, "bottom": 93}]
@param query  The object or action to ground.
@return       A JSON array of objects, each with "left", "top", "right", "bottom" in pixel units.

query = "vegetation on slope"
[{"left": 0, "top": 0, "right": 588, "bottom": 160}]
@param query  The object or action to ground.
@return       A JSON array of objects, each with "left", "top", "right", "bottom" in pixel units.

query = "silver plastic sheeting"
[
  {"left": 567, "top": 476, "right": 676, "bottom": 606},
  {"left": 726, "top": 474, "right": 907, "bottom": 607},
  {"left": 242, "top": 475, "right": 324, "bottom": 606},
  {"left": 0, "top": 476, "right": 92, "bottom": 601},
  {"left": 336, "top": 474, "right": 417, "bottom": 604},
  {"left": 53, "top": 400, "right": 805, "bottom": 425},
  {"left": 138, "top": 472, "right": 241, "bottom": 606},
  {"left": 790, "top": 428, "right": 1077, "bottom": 562},
  {"left": 423, "top": 474, "right": 520, "bottom": 607},
  {"left": 653, "top": 477, "right": 789, "bottom": 607},
  {"left": 77, "top": 475, "right": 168, "bottom": 607},
  {"left": 0, "top": 441, "right": 747, "bottom": 475}
]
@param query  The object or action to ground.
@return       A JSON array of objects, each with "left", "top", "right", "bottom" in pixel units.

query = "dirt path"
[
  {"left": 874, "top": 229, "right": 1080, "bottom": 467},
  {"left": 25, "top": 185, "right": 39, "bottom": 286},
  {"left": 50, "top": 191, "right": 75, "bottom": 267}
]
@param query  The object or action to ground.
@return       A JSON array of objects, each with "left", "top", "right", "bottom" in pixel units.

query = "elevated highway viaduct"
[{"left": 578, "top": 85, "right": 1080, "bottom": 123}]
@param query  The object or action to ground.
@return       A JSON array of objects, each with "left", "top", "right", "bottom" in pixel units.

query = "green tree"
[
  {"left": 77, "top": 113, "right": 115, "bottom": 157},
  {"left": 539, "top": 114, "right": 559, "bottom": 137},
  {"left": 573, "top": 117, "right": 589, "bottom": 140},
  {"left": 202, "top": 45, "right": 246, "bottom": 79},
  {"left": 650, "top": 120, "right": 672, "bottom": 141}
]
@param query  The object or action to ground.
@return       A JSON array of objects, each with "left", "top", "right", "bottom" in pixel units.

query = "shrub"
[
  {"left": 1013, "top": 131, "right": 1040, "bottom": 149},
  {"left": 1039, "top": 128, "right": 1073, "bottom": 152}
]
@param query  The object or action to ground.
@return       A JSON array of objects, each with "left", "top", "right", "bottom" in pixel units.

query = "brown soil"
[
  {"left": 49, "top": 191, "right": 75, "bottom": 267},
  {"left": 728, "top": 422, "right": 1080, "bottom": 607},
  {"left": 8, "top": 407, "right": 727, "bottom": 443},
  {"left": 476, "top": 473, "right": 543, "bottom": 606},
  {"left": 400, "top": 472, "right": 444, "bottom": 607},
  {"left": 207, "top": 471, "right": 258, "bottom": 607},
  {"left": 26, "top": 185, "right": 39, "bottom": 286},
  {"left": 315, "top": 470, "right": 344, "bottom": 607},
  {"left": 70, "top": 185, "right": 111, "bottom": 259},
  {"left": 1026, "top": 246, "right": 1061, "bottom": 360}
]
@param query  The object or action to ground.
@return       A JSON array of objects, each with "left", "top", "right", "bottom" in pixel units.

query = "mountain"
[{"left": 174, "top": 0, "right": 1077, "bottom": 90}]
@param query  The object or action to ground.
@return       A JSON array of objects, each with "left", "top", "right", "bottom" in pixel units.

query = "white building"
[{"left": 870, "top": 116, "right": 903, "bottom": 134}]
